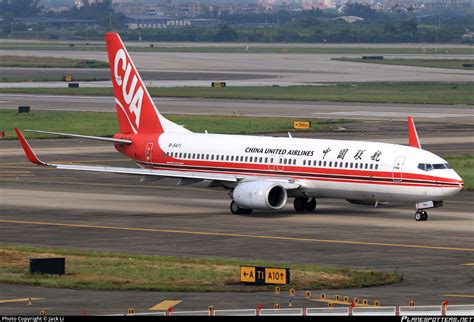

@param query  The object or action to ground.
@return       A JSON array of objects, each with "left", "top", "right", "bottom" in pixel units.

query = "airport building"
[{"left": 125, "top": 15, "right": 219, "bottom": 29}]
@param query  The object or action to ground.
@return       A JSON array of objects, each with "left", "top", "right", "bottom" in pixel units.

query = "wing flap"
[{"left": 52, "top": 163, "right": 238, "bottom": 182}]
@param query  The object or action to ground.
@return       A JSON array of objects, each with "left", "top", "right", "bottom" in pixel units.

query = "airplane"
[{"left": 15, "top": 32, "right": 463, "bottom": 221}]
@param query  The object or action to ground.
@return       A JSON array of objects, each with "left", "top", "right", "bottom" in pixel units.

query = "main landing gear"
[
  {"left": 294, "top": 198, "right": 317, "bottom": 212},
  {"left": 230, "top": 201, "right": 253, "bottom": 215},
  {"left": 415, "top": 209, "right": 428, "bottom": 221}
]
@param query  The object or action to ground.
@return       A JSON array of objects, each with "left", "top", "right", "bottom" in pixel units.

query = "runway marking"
[
  {"left": 149, "top": 300, "right": 182, "bottom": 311},
  {"left": 0, "top": 171, "right": 31, "bottom": 173},
  {"left": 309, "top": 298, "right": 376, "bottom": 307},
  {"left": 0, "top": 219, "right": 472, "bottom": 253},
  {"left": 440, "top": 294, "right": 474, "bottom": 298},
  {"left": 0, "top": 298, "right": 44, "bottom": 304}
]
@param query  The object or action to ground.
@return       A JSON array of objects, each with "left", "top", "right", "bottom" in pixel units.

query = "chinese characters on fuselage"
[{"left": 244, "top": 147, "right": 382, "bottom": 161}]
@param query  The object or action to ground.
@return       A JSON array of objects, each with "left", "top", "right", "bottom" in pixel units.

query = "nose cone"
[{"left": 447, "top": 170, "right": 464, "bottom": 196}]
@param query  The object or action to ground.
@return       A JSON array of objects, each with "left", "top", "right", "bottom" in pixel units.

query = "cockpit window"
[{"left": 418, "top": 163, "right": 449, "bottom": 171}]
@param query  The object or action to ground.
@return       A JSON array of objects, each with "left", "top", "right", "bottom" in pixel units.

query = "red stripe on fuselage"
[{"left": 136, "top": 158, "right": 461, "bottom": 188}]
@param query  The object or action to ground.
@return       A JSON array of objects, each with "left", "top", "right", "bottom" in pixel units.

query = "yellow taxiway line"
[
  {"left": 149, "top": 300, "right": 182, "bottom": 311},
  {"left": 440, "top": 294, "right": 474, "bottom": 299},
  {"left": 0, "top": 298, "right": 44, "bottom": 304},
  {"left": 0, "top": 219, "right": 472, "bottom": 252},
  {"left": 463, "top": 263, "right": 474, "bottom": 266}
]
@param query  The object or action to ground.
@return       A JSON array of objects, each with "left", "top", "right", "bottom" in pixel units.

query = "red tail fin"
[{"left": 105, "top": 32, "right": 188, "bottom": 135}]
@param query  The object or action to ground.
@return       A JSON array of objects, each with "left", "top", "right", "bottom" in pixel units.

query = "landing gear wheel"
[
  {"left": 242, "top": 208, "right": 253, "bottom": 215},
  {"left": 230, "top": 201, "right": 242, "bottom": 215},
  {"left": 415, "top": 210, "right": 428, "bottom": 221},
  {"left": 294, "top": 198, "right": 307, "bottom": 212},
  {"left": 305, "top": 198, "right": 317, "bottom": 212},
  {"left": 421, "top": 210, "right": 428, "bottom": 221},
  {"left": 230, "top": 201, "right": 253, "bottom": 215}
]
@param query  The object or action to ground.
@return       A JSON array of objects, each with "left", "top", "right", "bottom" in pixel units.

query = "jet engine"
[{"left": 233, "top": 180, "right": 287, "bottom": 210}]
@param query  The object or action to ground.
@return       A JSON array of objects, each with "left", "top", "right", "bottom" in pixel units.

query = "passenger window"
[
  {"left": 318, "top": 161, "right": 322, "bottom": 167},
  {"left": 375, "top": 164, "right": 379, "bottom": 170},
  {"left": 293, "top": 159, "right": 296, "bottom": 165},
  {"left": 303, "top": 160, "right": 306, "bottom": 166},
  {"left": 345, "top": 162, "right": 349, "bottom": 168},
  {"left": 211, "top": 155, "right": 214, "bottom": 160},
  {"left": 329, "top": 161, "right": 332, "bottom": 167},
  {"left": 323, "top": 161, "right": 326, "bottom": 167},
  {"left": 259, "top": 157, "right": 263, "bottom": 163},
  {"left": 240, "top": 156, "right": 244, "bottom": 162},
  {"left": 226, "top": 156, "right": 229, "bottom": 161},
  {"left": 245, "top": 156, "right": 248, "bottom": 162},
  {"left": 313, "top": 160, "right": 317, "bottom": 166},
  {"left": 265, "top": 157, "right": 268, "bottom": 163},
  {"left": 370, "top": 164, "right": 373, "bottom": 169},
  {"left": 365, "top": 164, "right": 368, "bottom": 169},
  {"left": 250, "top": 157, "right": 253, "bottom": 162},
  {"left": 350, "top": 163, "right": 353, "bottom": 168}
]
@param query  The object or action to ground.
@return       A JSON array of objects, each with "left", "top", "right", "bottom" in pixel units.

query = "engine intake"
[{"left": 233, "top": 180, "right": 287, "bottom": 210}]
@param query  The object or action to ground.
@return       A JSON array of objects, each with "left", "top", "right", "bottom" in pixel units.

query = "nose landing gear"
[{"left": 415, "top": 209, "right": 428, "bottom": 221}]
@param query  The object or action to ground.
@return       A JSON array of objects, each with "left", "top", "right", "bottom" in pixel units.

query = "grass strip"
[
  {"left": 333, "top": 58, "right": 474, "bottom": 70},
  {"left": 0, "top": 55, "right": 108, "bottom": 68},
  {"left": 0, "top": 244, "right": 402, "bottom": 292},
  {"left": 0, "top": 43, "right": 473, "bottom": 55},
  {"left": 0, "top": 109, "right": 343, "bottom": 139},
  {"left": 446, "top": 155, "right": 474, "bottom": 191},
  {"left": 0, "top": 83, "right": 472, "bottom": 105}
]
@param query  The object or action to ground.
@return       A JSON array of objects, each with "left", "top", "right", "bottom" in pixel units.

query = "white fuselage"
[{"left": 133, "top": 132, "right": 464, "bottom": 204}]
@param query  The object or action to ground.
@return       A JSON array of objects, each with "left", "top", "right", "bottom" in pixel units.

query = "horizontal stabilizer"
[{"left": 25, "top": 129, "right": 132, "bottom": 144}]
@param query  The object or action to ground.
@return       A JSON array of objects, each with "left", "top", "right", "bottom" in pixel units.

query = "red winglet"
[
  {"left": 407, "top": 116, "right": 421, "bottom": 149},
  {"left": 14, "top": 128, "right": 47, "bottom": 166}
]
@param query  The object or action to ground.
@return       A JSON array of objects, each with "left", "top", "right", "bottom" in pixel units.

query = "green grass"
[
  {"left": 0, "top": 55, "right": 108, "bottom": 68},
  {"left": 0, "top": 83, "right": 472, "bottom": 105},
  {"left": 333, "top": 58, "right": 474, "bottom": 70},
  {"left": 445, "top": 155, "right": 474, "bottom": 190},
  {"left": 0, "top": 42, "right": 473, "bottom": 55},
  {"left": 0, "top": 110, "right": 342, "bottom": 139},
  {"left": 0, "top": 244, "right": 402, "bottom": 292},
  {"left": 0, "top": 76, "right": 108, "bottom": 83}
]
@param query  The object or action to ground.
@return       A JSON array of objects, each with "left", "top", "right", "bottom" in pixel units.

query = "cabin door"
[{"left": 392, "top": 156, "right": 405, "bottom": 182}]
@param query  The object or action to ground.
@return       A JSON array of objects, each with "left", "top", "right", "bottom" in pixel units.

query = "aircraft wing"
[
  {"left": 15, "top": 128, "right": 238, "bottom": 182},
  {"left": 16, "top": 128, "right": 301, "bottom": 188},
  {"left": 24, "top": 129, "right": 132, "bottom": 144}
]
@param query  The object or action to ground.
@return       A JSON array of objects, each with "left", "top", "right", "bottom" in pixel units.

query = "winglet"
[
  {"left": 407, "top": 116, "right": 421, "bottom": 149},
  {"left": 14, "top": 128, "right": 47, "bottom": 166}
]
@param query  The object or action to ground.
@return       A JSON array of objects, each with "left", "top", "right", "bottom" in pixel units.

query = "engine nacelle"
[{"left": 233, "top": 180, "right": 287, "bottom": 210}]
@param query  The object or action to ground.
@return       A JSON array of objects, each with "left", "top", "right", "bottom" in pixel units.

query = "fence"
[{"left": 107, "top": 304, "right": 474, "bottom": 316}]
